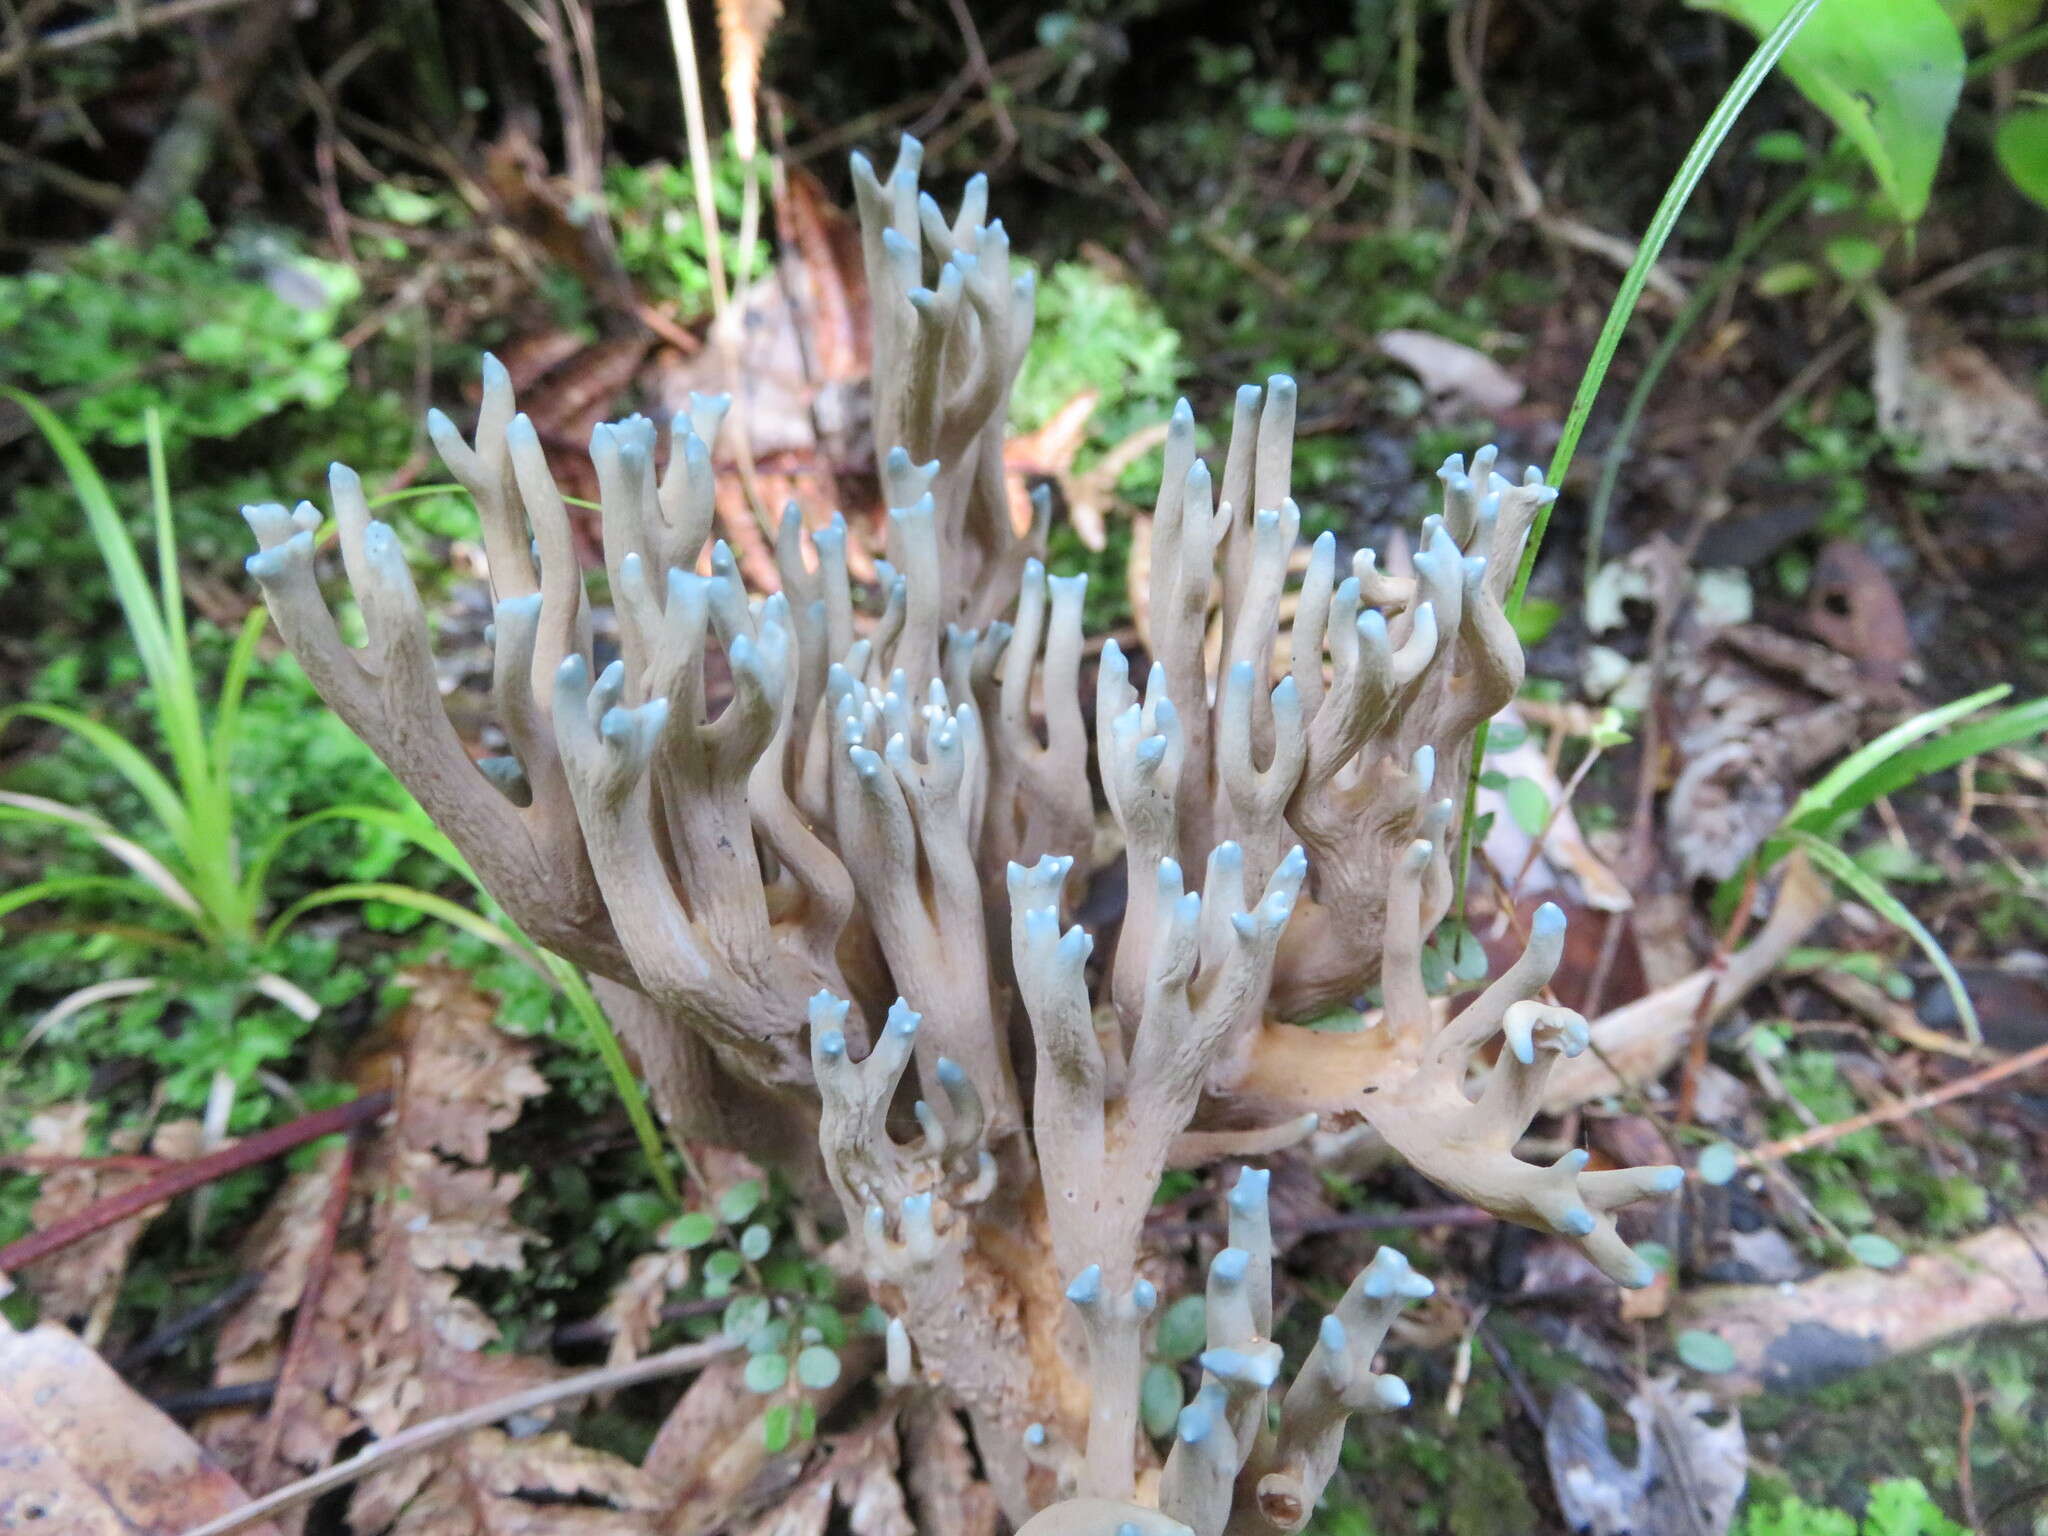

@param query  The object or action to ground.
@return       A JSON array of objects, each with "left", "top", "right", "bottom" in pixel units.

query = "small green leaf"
[
  {"left": 1141, "top": 1363, "right": 1185, "bottom": 1439},
  {"left": 670, "top": 1211, "right": 718, "bottom": 1249},
  {"left": 762, "top": 1403, "right": 793, "bottom": 1452},
  {"left": 703, "top": 1249, "right": 743, "bottom": 1298},
  {"left": 1752, "top": 128, "right": 1811, "bottom": 161},
  {"left": 724, "top": 1295, "right": 771, "bottom": 1339},
  {"left": 744, "top": 1352, "right": 789, "bottom": 1393},
  {"left": 1634, "top": 1241, "right": 1674, "bottom": 1275},
  {"left": 1698, "top": 1143, "right": 1740, "bottom": 1185},
  {"left": 1676, "top": 1330, "right": 1739, "bottom": 1374},
  {"left": 1450, "top": 925, "right": 1490, "bottom": 983},
  {"left": 746, "top": 1319, "right": 790, "bottom": 1356},
  {"left": 1154, "top": 1295, "right": 1209, "bottom": 1364},
  {"left": 1755, "top": 260, "right": 1820, "bottom": 297},
  {"left": 1996, "top": 106, "right": 2048, "bottom": 209},
  {"left": 1823, "top": 235, "right": 1883, "bottom": 283},
  {"left": 1485, "top": 720, "right": 1529, "bottom": 753},
  {"left": 1847, "top": 1232, "right": 1904, "bottom": 1268},
  {"left": 741, "top": 1222, "right": 772, "bottom": 1261},
  {"left": 719, "top": 1179, "right": 765, "bottom": 1223},
  {"left": 1510, "top": 598, "right": 1562, "bottom": 647},
  {"left": 796, "top": 1344, "right": 842, "bottom": 1390},
  {"left": 1505, "top": 776, "right": 1551, "bottom": 838},
  {"left": 1788, "top": 830, "right": 1980, "bottom": 1045}
]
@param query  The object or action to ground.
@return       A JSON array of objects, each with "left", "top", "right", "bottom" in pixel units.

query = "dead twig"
[
  {"left": 0, "top": 1092, "right": 391, "bottom": 1276},
  {"left": 1742, "top": 1038, "right": 2048, "bottom": 1166},
  {"left": 176, "top": 1334, "right": 741, "bottom": 1536},
  {"left": 0, "top": 0, "right": 258, "bottom": 75}
]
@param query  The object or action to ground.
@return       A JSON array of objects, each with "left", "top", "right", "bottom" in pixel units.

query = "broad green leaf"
[
  {"left": 1847, "top": 1232, "right": 1903, "bottom": 1268},
  {"left": 1995, "top": 106, "right": 2048, "bottom": 208},
  {"left": 761, "top": 1403, "right": 793, "bottom": 1452},
  {"left": 1698, "top": 1143, "right": 1740, "bottom": 1185},
  {"left": 744, "top": 1352, "right": 788, "bottom": 1394},
  {"left": 1694, "top": 0, "right": 1964, "bottom": 220},
  {"left": 1788, "top": 831, "right": 1980, "bottom": 1044}
]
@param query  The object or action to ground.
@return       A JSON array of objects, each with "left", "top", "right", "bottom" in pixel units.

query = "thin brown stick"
[
  {"left": 177, "top": 1334, "right": 741, "bottom": 1536},
  {"left": 0, "top": 0, "right": 256, "bottom": 74},
  {"left": 0, "top": 1091, "right": 391, "bottom": 1274},
  {"left": 1742, "top": 1038, "right": 2048, "bottom": 1166}
]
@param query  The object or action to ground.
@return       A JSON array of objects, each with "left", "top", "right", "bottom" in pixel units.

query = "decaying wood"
[{"left": 1673, "top": 1210, "right": 2048, "bottom": 1396}]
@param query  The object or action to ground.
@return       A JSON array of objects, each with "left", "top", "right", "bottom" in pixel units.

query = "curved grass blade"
[{"left": 1788, "top": 829, "right": 1980, "bottom": 1046}]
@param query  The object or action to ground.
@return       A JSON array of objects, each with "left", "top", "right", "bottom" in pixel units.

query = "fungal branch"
[{"left": 243, "top": 133, "right": 1707, "bottom": 1536}]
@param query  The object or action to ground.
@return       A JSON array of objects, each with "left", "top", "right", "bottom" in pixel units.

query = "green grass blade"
[
  {"left": 0, "top": 793, "right": 205, "bottom": 924},
  {"left": 1788, "top": 830, "right": 1979, "bottom": 1045},
  {"left": 209, "top": 605, "right": 273, "bottom": 790},
  {"left": 1, "top": 388, "right": 177, "bottom": 697},
  {"left": 1819, "top": 696, "right": 2048, "bottom": 826},
  {"left": 539, "top": 951, "right": 683, "bottom": 1210},
  {"left": 146, "top": 411, "right": 192, "bottom": 713},
  {"left": 241, "top": 802, "right": 468, "bottom": 912},
  {"left": 264, "top": 880, "right": 539, "bottom": 957},
  {"left": 0, "top": 873, "right": 171, "bottom": 923},
  {"left": 0, "top": 701, "right": 191, "bottom": 846},
  {"left": 1789, "top": 685, "right": 2009, "bottom": 827}
]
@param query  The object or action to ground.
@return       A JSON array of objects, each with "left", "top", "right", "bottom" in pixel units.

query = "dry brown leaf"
[
  {"left": 378, "top": 1428, "right": 665, "bottom": 1536},
  {"left": 16, "top": 1107, "right": 198, "bottom": 1331},
  {"left": 1873, "top": 299, "right": 2048, "bottom": 475},
  {"left": 202, "top": 969, "right": 655, "bottom": 1535},
  {"left": 600, "top": 1249, "right": 693, "bottom": 1370},
  {"left": 736, "top": 1478, "right": 833, "bottom": 1536},
  {"left": 0, "top": 1318, "right": 282, "bottom": 1535},
  {"left": 1377, "top": 329, "right": 1525, "bottom": 415},
  {"left": 715, "top": 0, "right": 782, "bottom": 160}
]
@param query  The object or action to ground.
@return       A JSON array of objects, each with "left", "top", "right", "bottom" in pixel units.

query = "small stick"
[
  {"left": 1742, "top": 1039, "right": 2048, "bottom": 1166},
  {"left": 116, "top": 1272, "right": 261, "bottom": 1372},
  {"left": 178, "top": 1334, "right": 739, "bottom": 1536},
  {"left": 0, "top": 1092, "right": 391, "bottom": 1275}
]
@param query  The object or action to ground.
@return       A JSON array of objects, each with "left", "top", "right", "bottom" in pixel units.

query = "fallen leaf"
[
  {"left": 0, "top": 1318, "right": 282, "bottom": 1535},
  {"left": 1545, "top": 1375, "right": 1746, "bottom": 1536},
  {"left": 1377, "top": 329, "right": 1524, "bottom": 415},
  {"left": 16, "top": 1107, "right": 199, "bottom": 1334},
  {"left": 600, "top": 1248, "right": 694, "bottom": 1370},
  {"left": 1872, "top": 298, "right": 2048, "bottom": 475},
  {"left": 202, "top": 969, "right": 657, "bottom": 1535}
]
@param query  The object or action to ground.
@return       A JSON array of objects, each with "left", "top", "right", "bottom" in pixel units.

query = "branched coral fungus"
[{"left": 247, "top": 135, "right": 1699, "bottom": 1529}]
